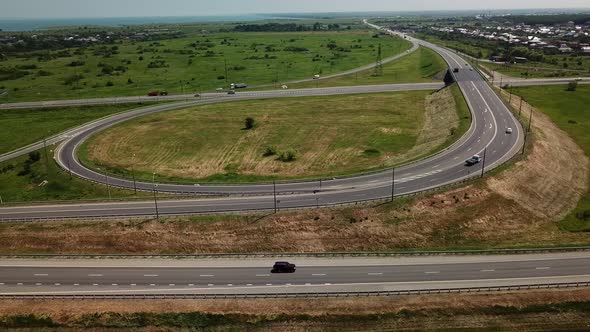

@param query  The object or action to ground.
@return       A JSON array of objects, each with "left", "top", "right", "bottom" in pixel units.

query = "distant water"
[{"left": 0, "top": 15, "right": 273, "bottom": 31}]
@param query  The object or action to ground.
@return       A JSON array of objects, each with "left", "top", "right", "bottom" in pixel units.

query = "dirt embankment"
[{"left": 1, "top": 290, "right": 590, "bottom": 330}]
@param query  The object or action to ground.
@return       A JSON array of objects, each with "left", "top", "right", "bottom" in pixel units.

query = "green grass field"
[
  {"left": 0, "top": 147, "right": 143, "bottom": 203},
  {"left": 484, "top": 62, "right": 588, "bottom": 79},
  {"left": 0, "top": 31, "right": 411, "bottom": 102},
  {"left": 285, "top": 46, "right": 447, "bottom": 89},
  {"left": 0, "top": 102, "right": 161, "bottom": 155},
  {"left": 81, "top": 90, "right": 464, "bottom": 183},
  {"left": 512, "top": 85, "right": 590, "bottom": 232}
]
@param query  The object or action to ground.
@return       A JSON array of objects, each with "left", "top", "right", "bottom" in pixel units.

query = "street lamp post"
[
  {"left": 480, "top": 148, "right": 487, "bottom": 178},
  {"left": 273, "top": 181, "right": 277, "bottom": 213},
  {"left": 131, "top": 154, "right": 137, "bottom": 194},
  {"left": 98, "top": 168, "right": 111, "bottom": 200},
  {"left": 152, "top": 172, "right": 160, "bottom": 220},
  {"left": 391, "top": 167, "right": 396, "bottom": 201}
]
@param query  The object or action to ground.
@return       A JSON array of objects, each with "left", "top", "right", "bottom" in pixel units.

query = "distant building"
[
  {"left": 559, "top": 44, "right": 573, "bottom": 53},
  {"left": 582, "top": 46, "right": 590, "bottom": 54}
]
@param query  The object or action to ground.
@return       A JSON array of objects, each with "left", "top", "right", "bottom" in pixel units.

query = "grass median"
[
  {"left": 80, "top": 88, "right": 465, "bottom": 184},
  {"left": 0, "top": 102, "right": 162, "bottom": 155}
]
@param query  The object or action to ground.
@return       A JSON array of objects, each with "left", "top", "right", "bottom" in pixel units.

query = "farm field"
[
  {"left": 81, "top": 87, "right": 467, "bottom": 183},
  {"left": 0, "top": 30, "right": 411, "bottom": 102}
]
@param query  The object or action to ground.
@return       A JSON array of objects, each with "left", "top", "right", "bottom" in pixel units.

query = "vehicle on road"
[
  {"left": 271, "top": 261, "right": 296, "bottom": 273},
  {"left": 216, "top": 88, "right": 224, "bottom": 92},
  {"left": 506, "top": 127, "right": 513, "bottom": 134},
  {"left": 281, "top": 85, "right": 288, "bottom": 89},
  {"left": 227, "top": 90, "right": 236, "bottom": 95},
  {"left": 313, "top": 74, "right": 321, "bottom": 79},
  {"left": 453, "top": 68, "right": 459, "bottom": 73},
  {"left": 230, "top": 83, "right": 248, "bottom": 89},
  {"left": 194, "top": 93, "right": 200, "bottom": 98},
  {"left": 465, "top": 155, "right": 482, "bottom": 166}
]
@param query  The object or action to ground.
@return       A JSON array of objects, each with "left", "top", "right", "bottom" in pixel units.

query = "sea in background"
[{"left": 0, "top": 15, "right": 277, "bottom": 31}]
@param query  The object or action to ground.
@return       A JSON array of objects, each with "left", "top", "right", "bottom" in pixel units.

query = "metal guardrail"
[
  {"left": 1, "top": 246, "right": 589, "bottom": 259},
  {"left": 1, "top": 282, "right": 588, "bottom": 299}
]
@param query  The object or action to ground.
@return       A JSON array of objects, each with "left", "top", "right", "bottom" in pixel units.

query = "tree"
[
  {"left": 244, "top": 117, "right": 256, "bottom": 130},
  {"left": 567, "top": 81, "right": 578, "bottom": 92}
]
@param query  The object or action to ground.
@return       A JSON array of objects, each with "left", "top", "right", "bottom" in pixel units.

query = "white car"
[
  {"left": 506, "top": 128, "right": 513, "bottom": 134},
  {"left": 216, "top": 88, "right": 224, "bottom": 92}
]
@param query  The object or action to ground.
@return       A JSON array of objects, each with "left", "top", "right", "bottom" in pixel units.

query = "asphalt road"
[
  {"left": 1, "top": 254, "right": 589, "bottom": 295},
  {"left": 0, "top": 23, "right": 524, "bottom": 220}
]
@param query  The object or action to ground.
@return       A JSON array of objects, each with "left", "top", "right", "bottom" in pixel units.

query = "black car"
[{"left": 271, "top": 261, "right": 296, "bottom": 273}]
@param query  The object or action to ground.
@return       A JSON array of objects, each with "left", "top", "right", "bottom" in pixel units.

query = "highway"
[
  {"left": 0, "top": 253, "right": 589, "bottom": 295},
  {"left": 0, "top": 21, "right": 584, "bottom": 298},
  {"left": 0, "top": 21, "right": 524, "bottom": 220}
]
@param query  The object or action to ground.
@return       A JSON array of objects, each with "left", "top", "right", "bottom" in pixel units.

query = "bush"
[
  {"left": 37, "top": 70, "right": 53, "bottom": 76},
  {"left": 244, "top": 117, "right": 256, "bottom": 130},
  {"left": 278, "top": 149, "right": 297, "bottom": 162},
  {"left": 567, "top": 81, "right": 578, "bottom": 92},
  {"left": 68, "top": 60, "right": 86, "bottom": 67},
  {"left": 63, "top": 74, "right": 84, "bottom": 85},
  {"left": 105, "top": 81, "right": 114, "bottom": 87},
  {"left": 263, "top": 146, "right": 277, "bottom": 157},
  {"left": 28, "top": 151, "right": 41, "bottom": 163}
]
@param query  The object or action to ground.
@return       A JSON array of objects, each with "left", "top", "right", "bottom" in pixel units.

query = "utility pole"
[
  {"left": 273, "top": 181, "right": 277, "bottom": 213},
  {"left": 0, "top": 195, "right": 3, "bottom": 205},
  {"left": 391, "top": 167, "right": 396, "bottom": 201},
  {"left": 480, "top": 148, "right": 487, "bottom": 178},
  {"left": 152, "top": 172, "right": 159, "bottom": 220},
  {"left": 508, "top": 85, "right": 513, "bottom": 104},
  {"left": 373, "top": 43, "right": 383, "bottom": 76},
  {"left": 519, "top": 97, "right": 524, "bottom": 117}
]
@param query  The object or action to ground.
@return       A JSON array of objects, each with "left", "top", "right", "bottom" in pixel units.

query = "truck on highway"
[
  {"left": 147, "top": 91, "right": 168, "bottom": 96},
  {"left": 230, "top": 83, "right": 248, "bottom": 89}
]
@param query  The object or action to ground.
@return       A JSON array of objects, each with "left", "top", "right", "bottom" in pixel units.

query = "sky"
[{"left": 1, "top": 0, "right": 589, "bottom": 19}]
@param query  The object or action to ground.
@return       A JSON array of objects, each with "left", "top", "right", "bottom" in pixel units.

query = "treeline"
[
  {"left": 496, "top": 14, "right": 590, "bottom": 25},
  {"left": 233, "top": 23, "right": 342, "bottom": 32}
]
